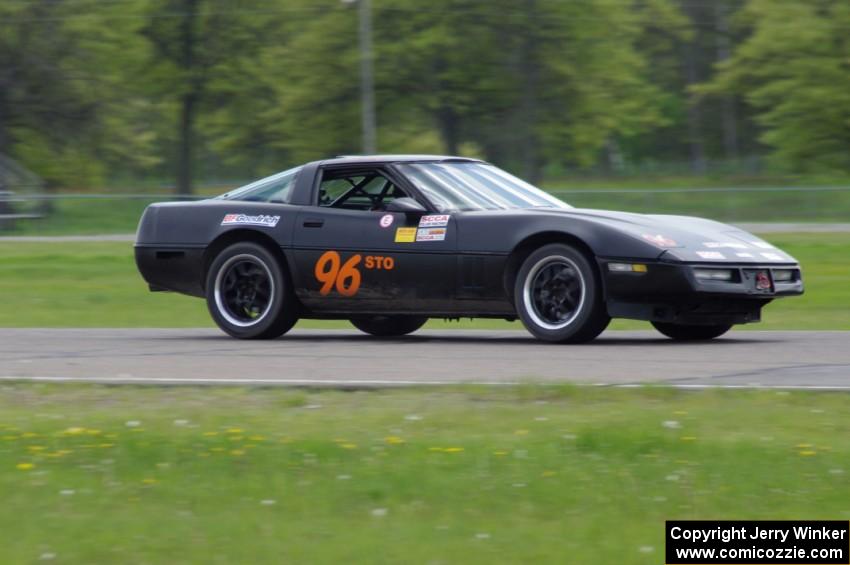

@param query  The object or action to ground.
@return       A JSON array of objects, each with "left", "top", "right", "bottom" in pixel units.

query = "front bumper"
[{"left": 598, "top": 258, "right": 803, "bottom": 325}]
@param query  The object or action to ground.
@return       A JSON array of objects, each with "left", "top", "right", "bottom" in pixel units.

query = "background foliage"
[{"left": 1, "top": 0, "right": 849, "bottom": 193}]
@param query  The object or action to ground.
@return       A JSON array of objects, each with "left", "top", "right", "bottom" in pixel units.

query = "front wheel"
[
  {"left": 350, "top": 315, "right": 428, "bottom": 337},
  {"left": 205, "top": 242, "right": 298, "bottom": 339},
  {"left": 652, "top": 322, "right": 732, "bottom": 341},
  {"left": 514, "top": 243, "right": 610, "bottom": 343}
]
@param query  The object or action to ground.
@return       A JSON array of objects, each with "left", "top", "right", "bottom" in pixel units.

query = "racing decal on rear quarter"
[
  {"left": 394, "top": 227, "right": 417, "bottom": 243},
  {"left": 641, "top": 234, "right": 678, "bottom": 247},
  {"left": 379, "top": 214, "right": 394, "bottom": 228},
  {"left": 221, "top": 214, "right": 280, "bottom": 228},
  {"left": 419, "top": 215, "right": 450, "bottom": 228},
  {"left": 416, "top": 227, "right": 446, "bottom": 242},
  {"left": 696, "top": 251, "right": 725, "bottom": 259}
]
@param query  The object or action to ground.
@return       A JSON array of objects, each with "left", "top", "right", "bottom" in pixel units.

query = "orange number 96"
[{"left": 315, "top": 251, "right": 362, "bottom": 297}]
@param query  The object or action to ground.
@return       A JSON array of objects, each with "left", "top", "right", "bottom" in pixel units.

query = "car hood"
[{"left": 526, "top": 207, "right": 798, "bottom": 264}]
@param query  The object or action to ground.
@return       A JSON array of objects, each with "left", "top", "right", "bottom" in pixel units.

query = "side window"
[
  {"left": 318, "top": 169, "right": 408, "bottom": 211},
  {"left": 222, "top": 167, "right": 299, "bottom": 203}
]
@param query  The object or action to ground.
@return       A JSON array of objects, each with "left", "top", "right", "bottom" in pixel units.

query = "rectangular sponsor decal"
[
  {"left": 761, "top": 252, "right": 783, "bottom": 261},
  {"left": 394, "top": 227, "right": 417, "bottom": 243},
  {"left": 704, "top": 242, "right": 748, "bottom": 249},
  {"left": 752, "top": 241, "right": 775, "bottom": 249},
  {"left": 666, "top": 520, "right": 849, "bottom": 564},
  {"left": 736, "top": 252, "right": 755, "bottom": 258},
  {"left": 416, "top": 227, "right": 446, "bottom": 242},
  {"left": 696, "top": 251, "right": 725, "bottom": 259},
  {"left": 419, "top": 214, "right": 450, "bottom": 228},
  {"left": 221, "top": 213, "right": 280, "bottom": 227}
]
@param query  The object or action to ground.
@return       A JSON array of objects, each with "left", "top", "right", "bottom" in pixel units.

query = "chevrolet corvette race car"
[{"left": 135, "top": 155, "right": 803, "bottom": 343}]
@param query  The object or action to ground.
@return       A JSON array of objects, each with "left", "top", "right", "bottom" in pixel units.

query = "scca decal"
[{"left": 314, "top": 251, "right": 395, "bottom": 296}]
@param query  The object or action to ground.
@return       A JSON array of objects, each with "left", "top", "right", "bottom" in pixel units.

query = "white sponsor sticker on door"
[
  {"left": 419, "top": 215, "right": 450, "bottom": 228},
  {"left": 416, "top": 227, "right": 446, "bottom": 242}
]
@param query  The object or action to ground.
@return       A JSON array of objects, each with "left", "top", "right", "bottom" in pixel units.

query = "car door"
[{"left": 290, "top": 165, "right": 457, "bottom": 314}]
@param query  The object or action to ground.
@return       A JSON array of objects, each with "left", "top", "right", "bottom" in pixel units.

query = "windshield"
[
  {"left": 396, "top": 162, "right": 570, "bottom": 212},
  {"left": 216, "top": 166, "right": 301, "bottom": 203}
]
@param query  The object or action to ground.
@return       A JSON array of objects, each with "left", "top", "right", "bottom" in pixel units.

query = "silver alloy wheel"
[
  {"left": 213, "top": 254, "right": 276, "bottom": 327},
  {"left": 522, "top": 255, "right": 586, "bottom": 331}
]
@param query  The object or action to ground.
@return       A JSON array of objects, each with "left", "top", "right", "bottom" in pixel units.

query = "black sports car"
[{"left": 135, "top": 155, "right": 803, "bottom": 343}]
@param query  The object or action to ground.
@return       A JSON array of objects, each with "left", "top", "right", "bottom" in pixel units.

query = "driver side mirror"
[{"left": 386, "top": 197, "right": 427, "bottom": 214}]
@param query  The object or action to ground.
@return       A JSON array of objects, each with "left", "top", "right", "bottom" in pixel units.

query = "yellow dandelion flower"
[
  {"left": 541, "top": 470, "right": 556, "bottom": 477},
  {"left": 493, "top": 450, "right": 508, "bottom": 456},
  {"left": 26, "top": 445, "right": 46, "bottom": 452},
  {"left": 796, "top": 443, "right": 812, "bottom": 449},
  {"left": 56, "top": 450, "right": 73, "bottom": 456},
  {"left": 63, "top": 427, "right": 85, "bottom": 435},
  {"left": 98, "top": 443, "right": 114, "bottom": 449},
  {"left": 86, "top": 429, "right": 102, "bottom": 436},
  {"left": 799, "top": 450, "right": 817, "bottom": 456},
  {"left": 226, "top": 428, "right": 243, "bottom": 434},
  {"left": 384, "top": 436, "right": 405, "bottom": 445},
  {"left": 2, "top": 435, "right": 18, "bottom": 441},
  {"left": 141, "top": 478, "right": 158, "bottom": 485},
  {"left": 230, "top": 449, "right": 245, "bottom": 456},
  {"left": 673, "top": 411, "right": 688, "bottom": 416},
  {"left": 680, "top": 436, "right": 697, "bottom": 442},
  {"left": 16, "top": 462, "right": 34, "bottom": 471},
  {"left": 203, "top": 431, "right": 219, "bottom": 437},
  {"left": 444, "top": 447, "right": 464, "bottom": 453},
  {"left": 340, "top": 443, "right": 358, "bottom": 450},
  {"left": 514, "top": 429, "right": 529, "bottom": 436},
  {"left": 248, "top": 435, "right": 265, "bottom": 441}
]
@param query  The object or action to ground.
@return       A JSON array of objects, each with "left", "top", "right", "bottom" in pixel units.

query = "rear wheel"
[
  {"left": 206, "top": 242, "right": 298, "bottom": 339},
  {"left": 514, "top": 243, "right": 610, "bottom": 343},
  {"left": 350, "top": 315, "right": 428, "bottom": 337},
  {"left": 652, "top": 322, "right": 732, "bottom": 341}
]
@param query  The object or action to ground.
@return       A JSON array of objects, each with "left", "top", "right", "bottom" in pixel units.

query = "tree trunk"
[
  {"left": 437, "top": 106, "right": 459, "bottom": 156},
  {"left": 519, "top": 0, "right": 541, "bottom": 184},
  {"left": 176, "top": 0, "right": 199, "bottom": 196},
  {"left": 177, "top": 92, "right": 196, "bottom": 196},
  {"left": 684, "top": 3, "right": 707, "bottom": 175},
  {"left": 715, "top": 1, "right": 739, "bottom": 160}
]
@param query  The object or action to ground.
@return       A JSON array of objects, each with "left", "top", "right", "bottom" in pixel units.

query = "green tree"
[
  {"left": 701, "top": 0, "right": 850, "bottom": 172},
  {"left": 0, "top": 0, "right": 154, "bottom": 188}
]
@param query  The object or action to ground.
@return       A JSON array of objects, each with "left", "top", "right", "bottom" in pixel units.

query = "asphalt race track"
[{"left": 2, "top": 329, "right": 849, "bottom": 389}]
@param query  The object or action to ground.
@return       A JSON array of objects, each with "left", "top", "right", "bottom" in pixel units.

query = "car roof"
[{"left": 315, "top": 154, "right": 484, "bottom": 167}]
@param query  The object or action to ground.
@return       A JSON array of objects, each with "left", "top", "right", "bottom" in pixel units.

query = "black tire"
[
  {"left": 514, "top": 243, "right": 610, "bottom": 343},
  {"left": 205, "top": 242, "right": 298, "bottom": 339},
  {"left": 350, "top": 315, "right": 428, "bottom": 337},
  {"left": 652, "top": 322, "right": 732, "bottom": 341}
]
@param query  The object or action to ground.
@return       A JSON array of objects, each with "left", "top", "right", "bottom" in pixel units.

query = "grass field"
[
  {"left": 1, "top": 384, "right": 848, "bottom": 563},
  {"left": 0, "top": 233, "right": 847, "bottom": 330}
]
